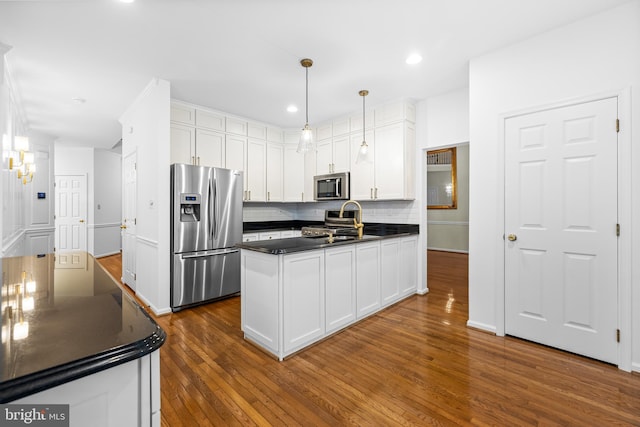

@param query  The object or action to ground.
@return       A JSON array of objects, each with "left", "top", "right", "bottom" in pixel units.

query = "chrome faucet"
[{"left": 339, "top": 200, "right": 364, "bottom": 239}]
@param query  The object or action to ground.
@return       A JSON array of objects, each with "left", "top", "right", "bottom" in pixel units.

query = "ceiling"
[{"left": 0, "top": 0, "right": 629, "bottom": 150}]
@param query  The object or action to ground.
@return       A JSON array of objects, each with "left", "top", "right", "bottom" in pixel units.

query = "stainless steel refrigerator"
[{"left": 170, "top": 163, "right": 243, "bottom": 311}]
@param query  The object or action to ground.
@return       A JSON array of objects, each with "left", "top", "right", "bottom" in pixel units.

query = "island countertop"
[
  {"left": 237, "top": 223, "right": 419, "bottom": 255},
  {"left": 0, "top": 252, "right": 166, "bottom": 402}
]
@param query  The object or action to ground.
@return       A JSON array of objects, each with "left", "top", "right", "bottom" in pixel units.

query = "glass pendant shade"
[
  {"left": 355, "top": 89, "right": 370, "bottom": 164},
  {"left": 355, "top": 140, "right": 369, "bottom": 164},
  {"left": 297, "top": 123, "right": 314, "bottom": 153},
  {"left": 296, "top": 58, "right": 314, "bottom": 153}
]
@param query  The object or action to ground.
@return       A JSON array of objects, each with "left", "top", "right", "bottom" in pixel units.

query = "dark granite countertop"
[
  {"left": 0, "top": 253, "right": 166, "bottom": 402},
  {"left": 243, "top": 220, "right": 322, "bottom": 233},
  {"left": 237, "top": 223, "right": 419, "bottom": 254}
]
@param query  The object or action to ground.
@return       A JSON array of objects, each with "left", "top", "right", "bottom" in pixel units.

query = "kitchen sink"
[{"left": 332, "top": 235, "right": 355, "bottom": 241}]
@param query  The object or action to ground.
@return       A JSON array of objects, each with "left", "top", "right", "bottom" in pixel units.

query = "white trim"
[
  {"left": 137, "top": 235, "right": 158, "bottom": 248},
  {"left": 2, "top": 230, "right": 25, "bottom": 254},
  {"left": 497, "top": 89, "right": 632, "bottom": 371},
  {"left": 24, "top": 227, "right": 55, "bottom": 234},
  {"left": 427, "top": 247, "right": 469, "bottom": 254},
  {"left": 89, "top": 222, "right": 122, "bottom": 229},
  {"left": 467, "top": 320, "right": 496, "bottom": 334},
  {"left": 631, "top": 362, "right": 640, "bottom": 373},
  {"left": 95, "top": 250, "right": 121, "bottom": 258},
  {"left": 427, "top": 220, "right": 469, "bottom": 226}
]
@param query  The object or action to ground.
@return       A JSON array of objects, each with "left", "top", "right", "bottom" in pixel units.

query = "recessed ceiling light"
[
  {"left": 120, "top": 0, "right": 135, "bottom": 3},
  {"left": 286, "top": 105, "right": 298, "bottom": 113},
  {"left": 71, "top": 97, "right": 86, "bottom": 104},
  {"left": 406, "top": 54, "right": 423, "bottom": 65}
]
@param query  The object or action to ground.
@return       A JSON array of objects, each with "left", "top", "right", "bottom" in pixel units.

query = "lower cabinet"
[
  {"left": 241, "top": 235, "right": 418, "bottom": 360},
  {"left": 283, "top": 251, "right": 325, "bottom": 354},
  {"left": 13, "top": 352, "right": 161, "bottom": 427},
  {"left": 356, "top": 242, "right": 381, "bottom": 319},
  {"left": 325, "top": 246, "right": 356, "bottom": 334}
]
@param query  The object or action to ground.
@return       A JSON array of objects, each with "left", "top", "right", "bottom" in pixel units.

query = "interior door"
[
  {"left": 505, "top": 97, "right": 618, "bottom": 364},
  {"left": 122, "top": 151, "right": 137, "bottom": 290},
  {"left": 54, "top": 175, "right": 87, "bottom": 253}
]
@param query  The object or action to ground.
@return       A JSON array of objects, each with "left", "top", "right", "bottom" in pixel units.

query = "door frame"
[
  {"left": 495, "top": 88, "right": 632, "bottom": 371},
  {"left": 54, "top": 173, "right": 88, "bottom": 253}
]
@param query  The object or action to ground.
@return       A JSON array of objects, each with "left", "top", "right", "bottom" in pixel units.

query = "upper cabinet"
[{"left": 169, "top": 99, "right": 415, "bottom": 203}]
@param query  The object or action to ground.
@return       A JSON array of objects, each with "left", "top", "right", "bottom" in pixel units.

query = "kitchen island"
[
  {"left": 237, "top": 226, "right": 418, "bottom": 360},
  {"left": 0, "top": 252, "right": 165, "bottom": 426}
]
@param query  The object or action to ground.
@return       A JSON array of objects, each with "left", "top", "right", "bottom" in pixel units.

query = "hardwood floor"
[{"left": 97, "top": 251, "right": 640, "bottom": 426}]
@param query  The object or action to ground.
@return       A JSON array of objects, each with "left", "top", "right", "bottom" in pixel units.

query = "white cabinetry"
[
  {"left": 380, "top": 238, "right": 401, "bottom": 307},
  {"left": 266, "top": 142, "right": 283, "bottom": 202},
  {"left": 170, "top": 123, "right": 195, "bottom": 165},
  {"left": 349, "top": 130, "right": 375, "bottom": 200},
  {"left": 241, "top": 251, "right": 280, "bottom": 354},
  {"left": 241, "top": 234, "right": 417, "bottom": 360},
  {"left": 356, "top": 241, "right": 381, "bottom": 318},
  {"left": 283, "top": 250, "right": 325, "bottom": 354},
  {"left": 195, "top": 129, "right": 225, "bottom": 168},
  {"left": 325, "top": 245, "right": 356, "bottom": 334},
  {"left": 242, "top": 233, "right": 259, "bottom": 242},
  {"left": 283, "top": 144, "right": 305, "bottom": 202},
  {"left": 316, "top": 136, "right": 350, "bottom": 175},
  {"left": 14, "top": 352, "right": 161, "bottom": 427},
  {"left": 374, "top": 122, "right": 415, "bottom": 200},
  {"left": 225, "top": 134, "right": 245, "bottom": 172}
]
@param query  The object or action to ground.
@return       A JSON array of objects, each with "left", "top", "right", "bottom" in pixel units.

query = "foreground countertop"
[
  {"left": 237, "top": 223, "right": 419, "bottom": 254},
  {"left": 0, "top": 252, "right": 166, "bottom": 402}
]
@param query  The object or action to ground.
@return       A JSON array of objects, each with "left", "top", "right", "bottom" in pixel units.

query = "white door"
[
  {"left": 505, "top": 97, "right": 618, "bottom": 364},
  {"left": 122, "top": 152, "right": 137, "bottom": 290},
  {"left": 54, "top": 175, "right": 87, "bottom": 253}
]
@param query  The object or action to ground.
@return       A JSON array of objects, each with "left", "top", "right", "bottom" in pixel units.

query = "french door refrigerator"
[{"left": 170, "top": 163, "right": 243, "bottom": 311}]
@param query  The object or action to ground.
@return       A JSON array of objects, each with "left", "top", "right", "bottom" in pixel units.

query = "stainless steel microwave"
[{"left": 314, "top": 172, "right": 350, "bottom": 201}]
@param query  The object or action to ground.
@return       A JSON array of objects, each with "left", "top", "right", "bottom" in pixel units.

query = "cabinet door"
[
  {"left": 195, "top": 129, "right": 225, "bottom": 168},
  {"left": 283, "top": 144, "right": 304, "bottom": 202},
  {"left": 325, "top": 246, "right": 356, "bottom": 334},
  {"left": 316, "top": 140, "right": 333, "bottom": 175},
  {"left": 225, "top": 135, "right": 246, "bottom": 198},
  {"left": 266, "top": 142, "right": 283, "bottom": 202},
  {"left": 399, "top": 236, "right": 418, "bottom": 296},
  {"left": 171, "top": 103, "right": 195, "bottom": 125},
  {"left": 303, "top": 150, "right": 316, "bottom": 202},
  {"left": 356, "top": 242, "right": 380, "bottom": 318},
  {"left": 283, "top": 250, "right": 325, "bottom": 354},
  {"left": 242, "top": 233, "right": 259, "bottom": 242},
  {"left": 349, "top": 131, "right": 375, "bottom": 200},
  {"left": 226, "top": 135, "right": 246, "bottom": 172},
  {"left": 170, "top": 124, "right": 195, "bottom": 165},
  {"left": 246, "top": 139, "right": 266, "bottom": 201},
  {"left": 258, "top": 231, "right": 281, "bottom": 241},
  {"left": 380, "top": 239, "right": 401, "bottom": 306},
  {"left": 374, "top": 122, "right": 406, "bottom": 199},
  {"left": 332, "top": 136, "right": 350, "bottom": 173}
]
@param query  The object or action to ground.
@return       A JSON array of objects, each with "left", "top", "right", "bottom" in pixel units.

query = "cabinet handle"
[
  {"left": 375, "top": 188, "right": 378, "bottom": 199},
  {"left": 244, "top": 190, "right": 247, "bottom": 200},
  {"left": 370, "top": 188, "right": 374, "bottom": 199},
  {"left": 301, "top": 192, "right": 304, "bottom": 202},
  {"left": 248, "top": 190, "right": 251, "bottom": 200},
  {"left": 192, "top": 156, "right": 195, "bottom": 165},
  {"left": 267, "top": 191, "right": 270, "bottom": 201},
  {"left": 197, "top": 156, "right": 200, "bottom": 165}
]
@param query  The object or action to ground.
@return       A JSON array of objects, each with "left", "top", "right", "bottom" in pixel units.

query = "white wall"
[
  {"left": 55, "top": 146, "right": 122, "bottom": 257},
  {"left": 468, "top": 1, "right": 640, "bottom": 370},
  {"left": 1, "top": 47, "right": 55, "bottom": 257},
  {"left": 120, "top": 78, "right": 171, "bottom": 315}
]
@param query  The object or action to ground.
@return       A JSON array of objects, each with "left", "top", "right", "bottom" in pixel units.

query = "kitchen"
[{"left": 2, "top": 0, "right": 640, "bottom": 425}]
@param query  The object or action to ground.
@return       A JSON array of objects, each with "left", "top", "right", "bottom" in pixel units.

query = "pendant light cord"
[{"left": 305, "top": 66, "right": 309, "bottom": 125}]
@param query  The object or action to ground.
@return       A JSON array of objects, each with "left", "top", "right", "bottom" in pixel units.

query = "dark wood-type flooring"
[{"left": 97, "top": 250, "right": 640, "bottom": 426}]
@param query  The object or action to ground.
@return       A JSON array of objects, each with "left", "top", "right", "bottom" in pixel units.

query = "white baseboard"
[
  {"left": 416, "top": 287, "right": 429, "bottom": 295},
  {"left": 466, "top": 320, "right": 497, "bottom": 334},
  {"left": 631, "top": 362, "right": 640, "bottom": 373},
  {"left": 427, "top": 247, "right": 469, "bottom": 254}
]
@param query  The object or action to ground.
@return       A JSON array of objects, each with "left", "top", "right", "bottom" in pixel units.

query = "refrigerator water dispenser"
[{"left": 180, "top": 193, "right": 201, "bottom": 222}]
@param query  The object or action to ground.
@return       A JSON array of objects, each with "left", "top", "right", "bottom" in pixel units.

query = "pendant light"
[
  {"left": 355, "top": 90, "right": 370, "bottom": 164},
  {"left": 297, "top": 58, "right": 314, "bottom": 153}
]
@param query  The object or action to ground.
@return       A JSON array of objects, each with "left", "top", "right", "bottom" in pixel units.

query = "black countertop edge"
[
  {"left": 243, "top": 221, "right": 419, "bottom": 234},
  {"left": 0, "top": 326, "right": 166, "bottom": 403},
  {"left": 243, "top": 220, "right": 322, "bottom": 233},
  {"left": 237, "top": 231, "right": 419, "bottom": 255}
]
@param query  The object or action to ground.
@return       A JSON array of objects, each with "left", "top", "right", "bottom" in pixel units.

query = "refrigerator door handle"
[
  {"left": 208, "top": 178, "right": 214, "bottom": 242},
  {"left": 213, "top": 178, "right": 219, "bottom": 240},
  {"left": 181, "top": 248, "right": 239, "bottom": 259}
]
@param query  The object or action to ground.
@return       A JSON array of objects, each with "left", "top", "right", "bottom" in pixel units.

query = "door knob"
[
  {"left": 120, "top": 225, "right": 127, "bottom": 229},
  {"left": 507, "top": 234, "right": 517, "bottom": 241},
  {"left": 79, "top": 219, "right": 85, "bottom": 223}
]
